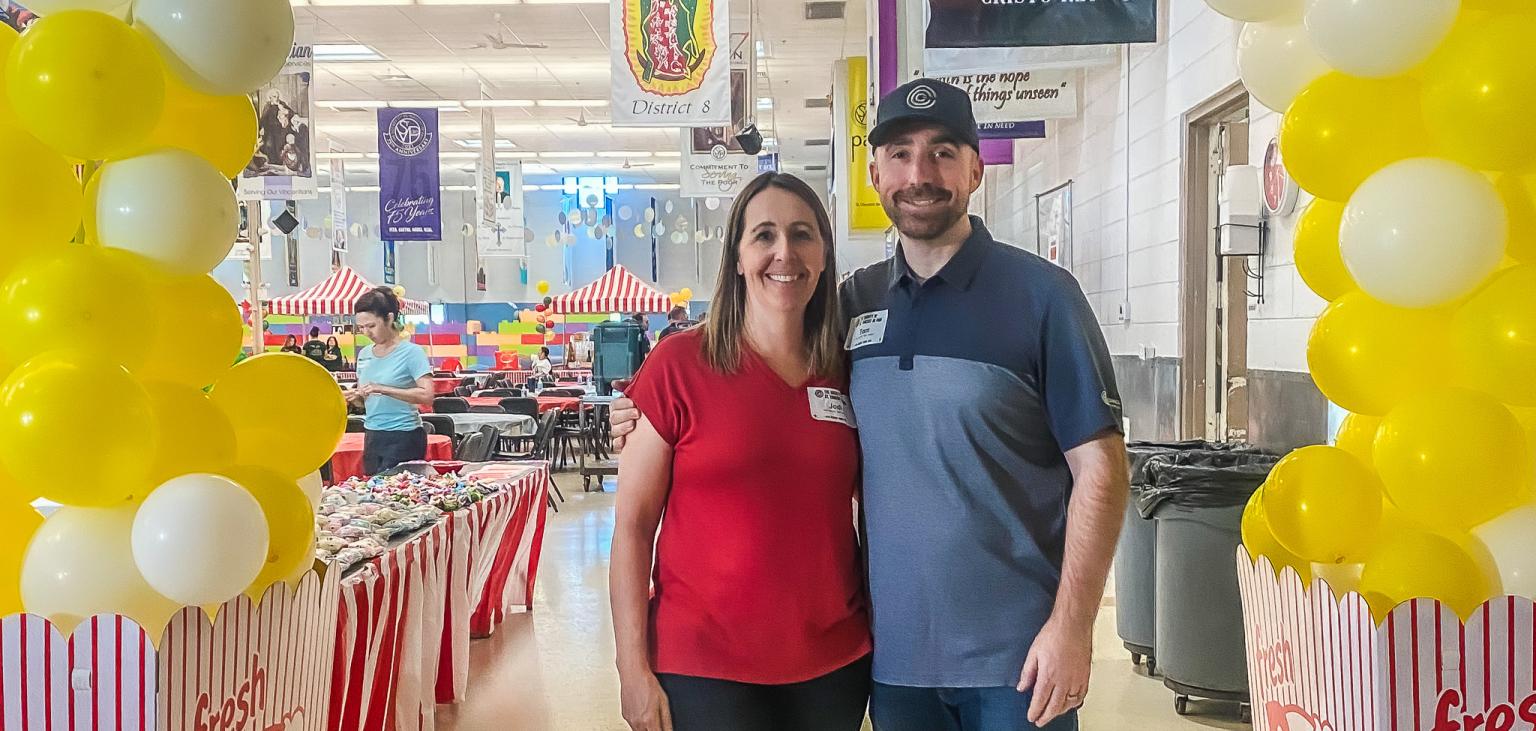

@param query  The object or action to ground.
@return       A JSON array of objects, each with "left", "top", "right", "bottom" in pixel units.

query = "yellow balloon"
[
  {"left": 139, "top": 73, "right": 257, "bottom": 180},
  {"left": 0, "top": 245, "right": 160, "bottom": 369},
  {"left": 1335, "top": 413, "right": 1382, "bottom": 466},
  {"left": 1495, "top": 174, "right": 1536, "bottom": 264},
  {"left": 226, "top": 466, "right": 316, "bottom": 599},
  {"left": 4, "top": 10, "right": 166, "bottom": 161},
  {"left": 1454, "top": 265, "right": 1536, "bottom": 406},
  {"left": 211, "top": 354, "right": 346, "bottom": 479},
  {"left": 1280, "top": 73, "right": 1427, "bottom": 202},
  {"left": 141, "top": 382, "right": 237, "bottom": 492},
  {"left": 0, "top": 354, "right": 158, "bottom": 506},
  {"left": 680, "top": 287, "right": 694, "bottom": 300},
  {"left": 1241, "top": 489, "right": 1313, "bottom": 583},
  {"left": 0, "top": 24, "right": 17, "bottom": 123},
  {"left": 1359, "top": 527, "right": 1498, "bottom": 621},
  {"left": 1307, "top": 292, "right": 1452, "bottom": 416},
  {"left": 1422, "top": 13, "right": 1536, "bottom": 172},
  {"left": 1262, "top": 446, "right": 1384, "bottom": 564},
  {"left": 1376, "top": 388, "right": 1530, "bottom": 530},
  {"left": 0, "top": 126, "right": 79, "bottom": 265},
  {"left": 0, "top": 500, "right": 43, "bottom": 615},
  {"left": 1293, "top": 201, "right": 1356, "bottom": 301},
  {"left": 536, "top": 280, "right": 551, "bottom": 295},
  {"left": 136, "top": 274, "right": 243, "bottom": 389}
]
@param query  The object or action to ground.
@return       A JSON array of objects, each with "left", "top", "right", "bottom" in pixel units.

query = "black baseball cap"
[{"left": 868, "top": 78, "right": 980, "bottom": 151}]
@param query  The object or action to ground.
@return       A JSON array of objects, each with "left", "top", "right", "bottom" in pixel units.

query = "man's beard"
[{"left": 881, "top": 186, "right": 968, "bottom": 241}]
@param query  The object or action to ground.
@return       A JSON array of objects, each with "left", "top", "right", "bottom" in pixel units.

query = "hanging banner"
[
  {"left": 847, "top": 57, "right": 890, "bottom": 232},
  {"left": 480, "top": 165, "right": 526, "bottom": 258},
  {"left": 227, "top": 199, "right": 274, "bottom": 260},
  {"left": 682, "top": 67, "right": 753, "bottom": 198},
  {"left": 383, "top": 241, "right": 397, "bottom": 285},
  {"left": 240, "top": 43, "right": 318, "bottom": 200},
  {"left": 611, "top": 0, "right": 731, "bottom": 128},
  {"left": 329, "top": 158, "right": 348, "bottom": 253},
  {"left": 757, "top": 153, "right": 779, "bottom": 174},
  {"left": 934, "top": 69, "right": 1078, "bottom": 123},
  {"left": 377, "top": 107, "right": 442, "bottom": 242},
  {"left": 980, "top": 120, "right": 1047, "bottom": 140},
  {"left": 926, "top": 0, "right": 1157, "bottom": 50},
  {"left": 476, "top": 104, "right": 499, "bottom": 256}
]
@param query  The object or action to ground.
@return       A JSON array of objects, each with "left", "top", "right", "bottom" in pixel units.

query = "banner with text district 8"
[{"left": 611, "top": 0, "right": 731, "bottom": 128}]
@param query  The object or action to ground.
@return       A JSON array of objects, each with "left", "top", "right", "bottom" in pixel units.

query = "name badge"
[
  {"left": 807, "top": 387, "right": 857, "bottom": 428},
  {"left": 846, "top": 310, "right": 888, "bottom": 350}
]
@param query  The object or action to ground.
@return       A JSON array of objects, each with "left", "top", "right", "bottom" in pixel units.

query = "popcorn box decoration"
[
  {"left": 1, "top": 570, "right": 340, "bottom": 731},
  {"left": 1238, "top": 549, "right": 1536, "bottom": 731}
]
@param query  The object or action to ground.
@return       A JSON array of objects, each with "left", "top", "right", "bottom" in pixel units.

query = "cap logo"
[{"left": 906, "top": 84, "right": 937, "bottom": 110}]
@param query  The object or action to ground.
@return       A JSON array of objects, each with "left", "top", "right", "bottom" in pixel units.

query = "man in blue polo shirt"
[{"left": 610, "top": 79, "right": 1127, "bottom": 731}]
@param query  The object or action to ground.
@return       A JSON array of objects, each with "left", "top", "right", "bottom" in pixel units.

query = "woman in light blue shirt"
[{"left": 348, "top": 286, "right": 434, "bottom": 474}]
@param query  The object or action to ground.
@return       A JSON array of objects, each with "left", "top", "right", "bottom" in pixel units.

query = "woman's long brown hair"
[{"left": 701, "top": 172, "right": 845, "bottom": 380}]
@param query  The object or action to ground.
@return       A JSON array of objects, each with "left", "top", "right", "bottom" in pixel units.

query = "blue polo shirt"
[{"left": 841, "top": 217, "right": 1123, "bottom": 688}]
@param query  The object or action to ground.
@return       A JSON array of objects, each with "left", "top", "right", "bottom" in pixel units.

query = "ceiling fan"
[
  {"left": 622, "top": 159, "right": 654, "bottom": 170},
  {"left": 565, "top": 108, "right": 612, "bottom": 127},
  {"left": 469, "top": 13, "right": 548, "bottom": 50}
]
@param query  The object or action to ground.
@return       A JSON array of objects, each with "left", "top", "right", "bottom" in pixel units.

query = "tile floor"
[{"left": 436, "top": 490, "right": 1250, "bottom": 731}]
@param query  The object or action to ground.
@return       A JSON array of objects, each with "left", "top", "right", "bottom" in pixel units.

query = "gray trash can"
[
  {"left": 1115, "top": 441, "right": 1257, "bottom": 674},
  {"left": 1143, "top": 451, "right": 1277, "bottom": 720}
]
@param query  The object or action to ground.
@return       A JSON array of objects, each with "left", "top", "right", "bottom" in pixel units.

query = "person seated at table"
[
  {"left": 346, "top": 287, "right": 434, "bottom": 475},
  {"left": 611, "top": 172, "right": 870, "bottom": 731},
  {"left": 528, "top": 347, "right": 554, "bottom": 391},
  {"left": 280, "top": 334, "right": 302, "bottom": 354},
  {"left": 322, "top": 336, "right": 346, "bottom": 372}
]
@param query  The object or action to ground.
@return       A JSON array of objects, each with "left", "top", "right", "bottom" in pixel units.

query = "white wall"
[{"left": 979, "top": 0, "right": 1319, "bottom": 374}]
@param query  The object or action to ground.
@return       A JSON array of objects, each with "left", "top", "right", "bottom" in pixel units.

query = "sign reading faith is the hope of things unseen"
[
  {"left": 611, "top": 0, "right": 731, "bottom": 128},
  {"left": 926, "top": 0, "right": 1157, "bottom": 49},
  {"left": 377, "top": 107, "right": 442, "bottom": 242}
]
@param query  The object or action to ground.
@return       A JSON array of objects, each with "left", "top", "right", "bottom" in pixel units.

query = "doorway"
[{"left": 1179, "top": 84, "right": 1251, "bottom": 443}]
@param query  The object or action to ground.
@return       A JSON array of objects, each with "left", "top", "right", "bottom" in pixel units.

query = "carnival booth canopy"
[
  {"left": 266, "top": 266, "right": 427, "bottom": 316},
  {"left": 548, "top": 265, "right": 671, "bottom": 314}
]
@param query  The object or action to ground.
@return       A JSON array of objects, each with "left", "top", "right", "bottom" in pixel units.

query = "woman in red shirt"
[{"left": 612, "top": 173, "right": 870, "bottom": 731}]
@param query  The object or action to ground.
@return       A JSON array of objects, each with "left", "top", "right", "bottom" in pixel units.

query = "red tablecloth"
[
  {"left": 431, "top": 378, "right": 460, "bottom": 395},
  {"left": 329, "top": 463, "right": 551, "bottom": 731},
  {"left": 330, "top": 433, "right": 454, "bottom": 482},
  {"left": 461, "top": 396, "right": 579, "bottom": 413}
]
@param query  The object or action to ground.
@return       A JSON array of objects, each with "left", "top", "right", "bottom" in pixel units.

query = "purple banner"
[
  {"left": 980, "top": 139, "right": 1013, "bottom": 166},
  {"left": 377, "top": 108, "right": 441, "bottom": 241}
]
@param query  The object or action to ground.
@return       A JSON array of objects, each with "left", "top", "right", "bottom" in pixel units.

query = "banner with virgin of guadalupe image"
[
  {"left": 377, "top": 107, "right": 442, "bottom": 241},
  {"left": 611, "top": 0, "right": 731, "bottom": 127}
]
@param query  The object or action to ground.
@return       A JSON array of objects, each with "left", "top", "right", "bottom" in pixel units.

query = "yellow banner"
[{"left": 848, "top": 57, "right": 891, "bottom": 232}]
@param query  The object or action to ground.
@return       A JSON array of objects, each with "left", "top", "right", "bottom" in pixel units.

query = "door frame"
[{"left": 1179, "top": 82, "right": 1251, "bottom": 440}]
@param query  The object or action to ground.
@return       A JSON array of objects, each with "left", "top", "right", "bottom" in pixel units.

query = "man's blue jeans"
[{"left": 870, "top": 682, "right": 1080, "bottom": 731}]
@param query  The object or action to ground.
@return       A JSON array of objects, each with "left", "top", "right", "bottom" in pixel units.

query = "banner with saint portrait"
[
  {"left": 239, "top": 43, "right": 318, "bottom": 200},
  {"left": 611, "top": 0, "right": 731, "bottom": 128}
]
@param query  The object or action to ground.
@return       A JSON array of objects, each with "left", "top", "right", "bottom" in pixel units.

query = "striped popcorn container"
[
  {"left": 1238, "top": 549, "right": 1536, "bottom": 731},
  {"left": 1, "top": 570, "right": 340, "bottom": 731}
]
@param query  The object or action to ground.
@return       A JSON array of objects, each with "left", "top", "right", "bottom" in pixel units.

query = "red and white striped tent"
[
  {"left": 267, "top": 266, "right": 427, "bottom": 316},
  {"left": 548, "top": 265, "right": 671, "bottom": 314}
]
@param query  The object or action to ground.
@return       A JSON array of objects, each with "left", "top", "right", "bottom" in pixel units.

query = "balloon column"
[
  {"left": 0, "top": 0, "right": 336, "bottom": 636},
  {"left": 1224, "top": 0, "right": 1536, "bottom": 620}
]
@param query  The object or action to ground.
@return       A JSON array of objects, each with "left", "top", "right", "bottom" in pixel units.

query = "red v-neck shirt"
[{"left": 625, "top": 327, "right": 871, "bottom": 684}]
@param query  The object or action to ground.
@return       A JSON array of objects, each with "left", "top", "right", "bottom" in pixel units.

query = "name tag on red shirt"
[{"left": 808, "top": 387, "right": 856, "bottom": 428}]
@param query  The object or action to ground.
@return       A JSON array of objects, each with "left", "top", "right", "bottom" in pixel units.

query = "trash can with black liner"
[
  {"left": 1141, "top": 450, "right": 1279, "bottom": 721},
  {"left": 1114, "top": 441, "right": 1257, "bottom": 674}
]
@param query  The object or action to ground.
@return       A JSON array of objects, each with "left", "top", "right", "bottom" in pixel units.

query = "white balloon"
[
  {"left": 1237, "top": 22, "right": 1332, "bottom": 113},
  {"left": 134, "top": 0, "right": 296, "bottom": 96},
  {"left": 1473, "top": 505, "right": 1536, "bottom": 600},
  {"left": 298, "top": 471, "right": 323, "bottom": 508},
  {"left": 22, "top": 505, "right": 182, "bottom": 636},
  {"left": 1304, "top": 0, "right": 1459, "bottom": 78},
  {"left": 132, "top": 475, "right": 269, "bottom": 607},
  {"left": 16, "top": 0, "right": 129, "bottom": 17},
  {"left": 1341, "top": 158, "right": 1506, "bottom": 309},
  {"left": 1205, "top": 0, "right": 1302, "bottom": 22},
  {"left": 94, "top": 149, "right": 239, "bottom": 276}
]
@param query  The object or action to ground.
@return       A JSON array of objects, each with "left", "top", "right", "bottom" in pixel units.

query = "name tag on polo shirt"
[
  {"left": 807, "top": 387, "right": 857, "bottom": 428},
  {"left": 846, "top": 310, "right": 888, "bottom": 350}
]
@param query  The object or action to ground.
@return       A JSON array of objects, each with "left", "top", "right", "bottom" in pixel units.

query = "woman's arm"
[
  {"left": 611, "top": 416, "right": 674, "bottom": 731},
  {"left": 366, "top": 375, "right": 434, "bottom": 407}
]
